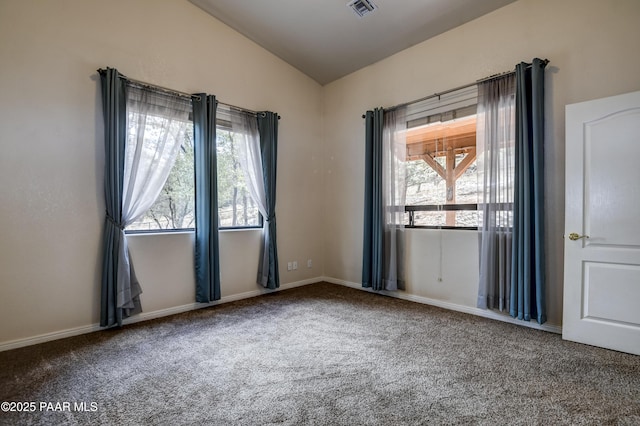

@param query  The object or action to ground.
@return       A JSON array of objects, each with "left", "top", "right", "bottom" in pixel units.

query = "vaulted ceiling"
[{"left": 189, "top": 0, "right": 518, "bottom": 85}]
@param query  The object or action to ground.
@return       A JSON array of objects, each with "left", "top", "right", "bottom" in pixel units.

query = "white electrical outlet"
[
  {"left": 287, "top": 262, "right": 292, "bottom": 271},
  {"left": 307, "top": 259, "right": 312, "bottom": 268},
  {"left": 292, "top": 261, "right": 298, "bottom": 270}
]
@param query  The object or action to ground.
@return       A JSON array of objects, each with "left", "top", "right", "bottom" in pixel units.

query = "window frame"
[
  {"left": 402, "top": 86, "right": 480, "bottom": 230},
  {"left": 125, "top": 107, "right": 264, "bottom": 234},
  {"left": 123, "top": 91, "right": 196, "bottom": 234},
  {"left": 215, "top": 117, "right": 263, "bottom": 231},
  {"left": 405, "top": 204, "right": 478, "bottom": 230}
]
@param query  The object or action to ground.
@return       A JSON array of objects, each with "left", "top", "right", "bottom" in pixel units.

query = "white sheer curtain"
[
  {"left": 118, "top": 85, "right": 192, "bottom": 310},
  {"left": 382, "top": 106, "right": 407, "bottom": 290},
  {"left": 477, "top": 74, "right": 516, "bottom": 311},
  {"left": 230, "top": 108, "right": 270, "bottom": 285},
  {"left": 123, "top": 86, "right": 192, "bottom": 224},
  {"left": 230, "top": 109, "right": 266, "bottom": 220}
]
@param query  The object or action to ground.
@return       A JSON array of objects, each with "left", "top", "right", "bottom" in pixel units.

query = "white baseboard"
[
  {"left": 0, "top": 277, "right": 320, "bottom": 352},
  {"left": 0, "top": 276, "right": 561, "bottom": 352},
  {"left": 321, "top": 276, "right": 562, "bottom": 334},
  {"left": 0, "top": 324, "right": 105, "bottom": 353}
]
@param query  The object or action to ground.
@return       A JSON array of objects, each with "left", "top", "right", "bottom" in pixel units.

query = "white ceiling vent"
[{"left": 348, "top": 0, "right": 378, "bottom": 18}]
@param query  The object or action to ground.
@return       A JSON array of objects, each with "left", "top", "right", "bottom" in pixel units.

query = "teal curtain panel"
[
  {"left": 511, "top": 58, "right": 548, "bottom": 324},
  {"left": 256, "top": 112, "right": 280, "bottom": 289},
  {"left": 193, "top": 94, "right": 221, "bottom": 302}
]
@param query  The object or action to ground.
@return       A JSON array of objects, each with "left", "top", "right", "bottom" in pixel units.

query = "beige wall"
[
  {"left": 2, "top": 0, "right": 639, "bottom": 347},
  {"left": 0, "top": 0, "right": 324, "bottom": 346},
  {"left": 322, "top": 0, "right": 640, "bottom": 327}
]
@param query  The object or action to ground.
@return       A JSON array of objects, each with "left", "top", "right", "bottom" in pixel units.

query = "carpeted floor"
[{"left": 1, "top": 282, "right": 639, "bottom": 425}]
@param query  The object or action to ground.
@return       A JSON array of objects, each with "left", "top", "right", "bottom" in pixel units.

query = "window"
[
  {"left": 215, "top": 112, "right": 261, "bottom": 228},
  {"left": 125, "top": 88, "right": 195, "bottom": 232},
  {"left": 126, "top": 101, "right": 261, "bottom": 232},
  {"left": 403, "top": 86, "right": 479, "bottom": 229},
  {"left": 149, "top": 126, "right": 195, "bottom": 230}
]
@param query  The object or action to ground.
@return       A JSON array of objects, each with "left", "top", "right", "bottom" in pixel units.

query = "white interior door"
[{"left": 563, "top": 90, "right": 640, "bottom": 356}]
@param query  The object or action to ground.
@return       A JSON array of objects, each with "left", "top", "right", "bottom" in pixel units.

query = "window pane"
[
  {"left": 216, "top": 128, "right": 261, "bottom": 228},
  {"left": 477, "top": 208, "right": 512, "bottom": 229},
  {"left": 405, "top": 104, "right": 478, "bottom": 228},
  {"left": 127, "top": 123, "right": 195, "bottom": 231},
  {"left": 405, "top": 159, "right": 446, "bottom": 205},
  {"left": 454, "top": 156, "right": 478, "bottom": 204},
  {"left": 409, "top": 210, "right": 479, "bottom": 228}
]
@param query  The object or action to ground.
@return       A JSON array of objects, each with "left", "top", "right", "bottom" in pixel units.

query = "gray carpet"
[{"left": 1, "top": 282, "right": 639, "bottom": 425}]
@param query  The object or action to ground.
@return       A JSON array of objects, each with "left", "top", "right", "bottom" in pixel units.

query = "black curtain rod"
[
  {"left": 97, "top": 68, "right": 280, "bottom": 119},
  {"left": 361, "top": 59, "right": 549, "bottom": 118},
  {"left": 225, "top": 104, "right": 281, "bottom": 120}
]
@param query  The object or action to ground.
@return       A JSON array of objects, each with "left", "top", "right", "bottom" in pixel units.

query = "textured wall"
[
  {"left": 322, "top": 0, "right": 640, "bottom": 327},
  {"left": 2, "top": 0, "right": 639, "bottom": 346},
  {"left": 0, "top": 0, "right": 324, "bottom": 345}
]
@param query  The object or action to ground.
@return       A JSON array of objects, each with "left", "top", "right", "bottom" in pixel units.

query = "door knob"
[{"left": 568, "top": 233, "right": 589, "bottom": 241}]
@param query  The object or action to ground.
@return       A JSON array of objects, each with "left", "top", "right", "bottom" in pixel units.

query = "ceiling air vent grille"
[{"left": 348, "top": 0, "right": 377, "bottom": 18}]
